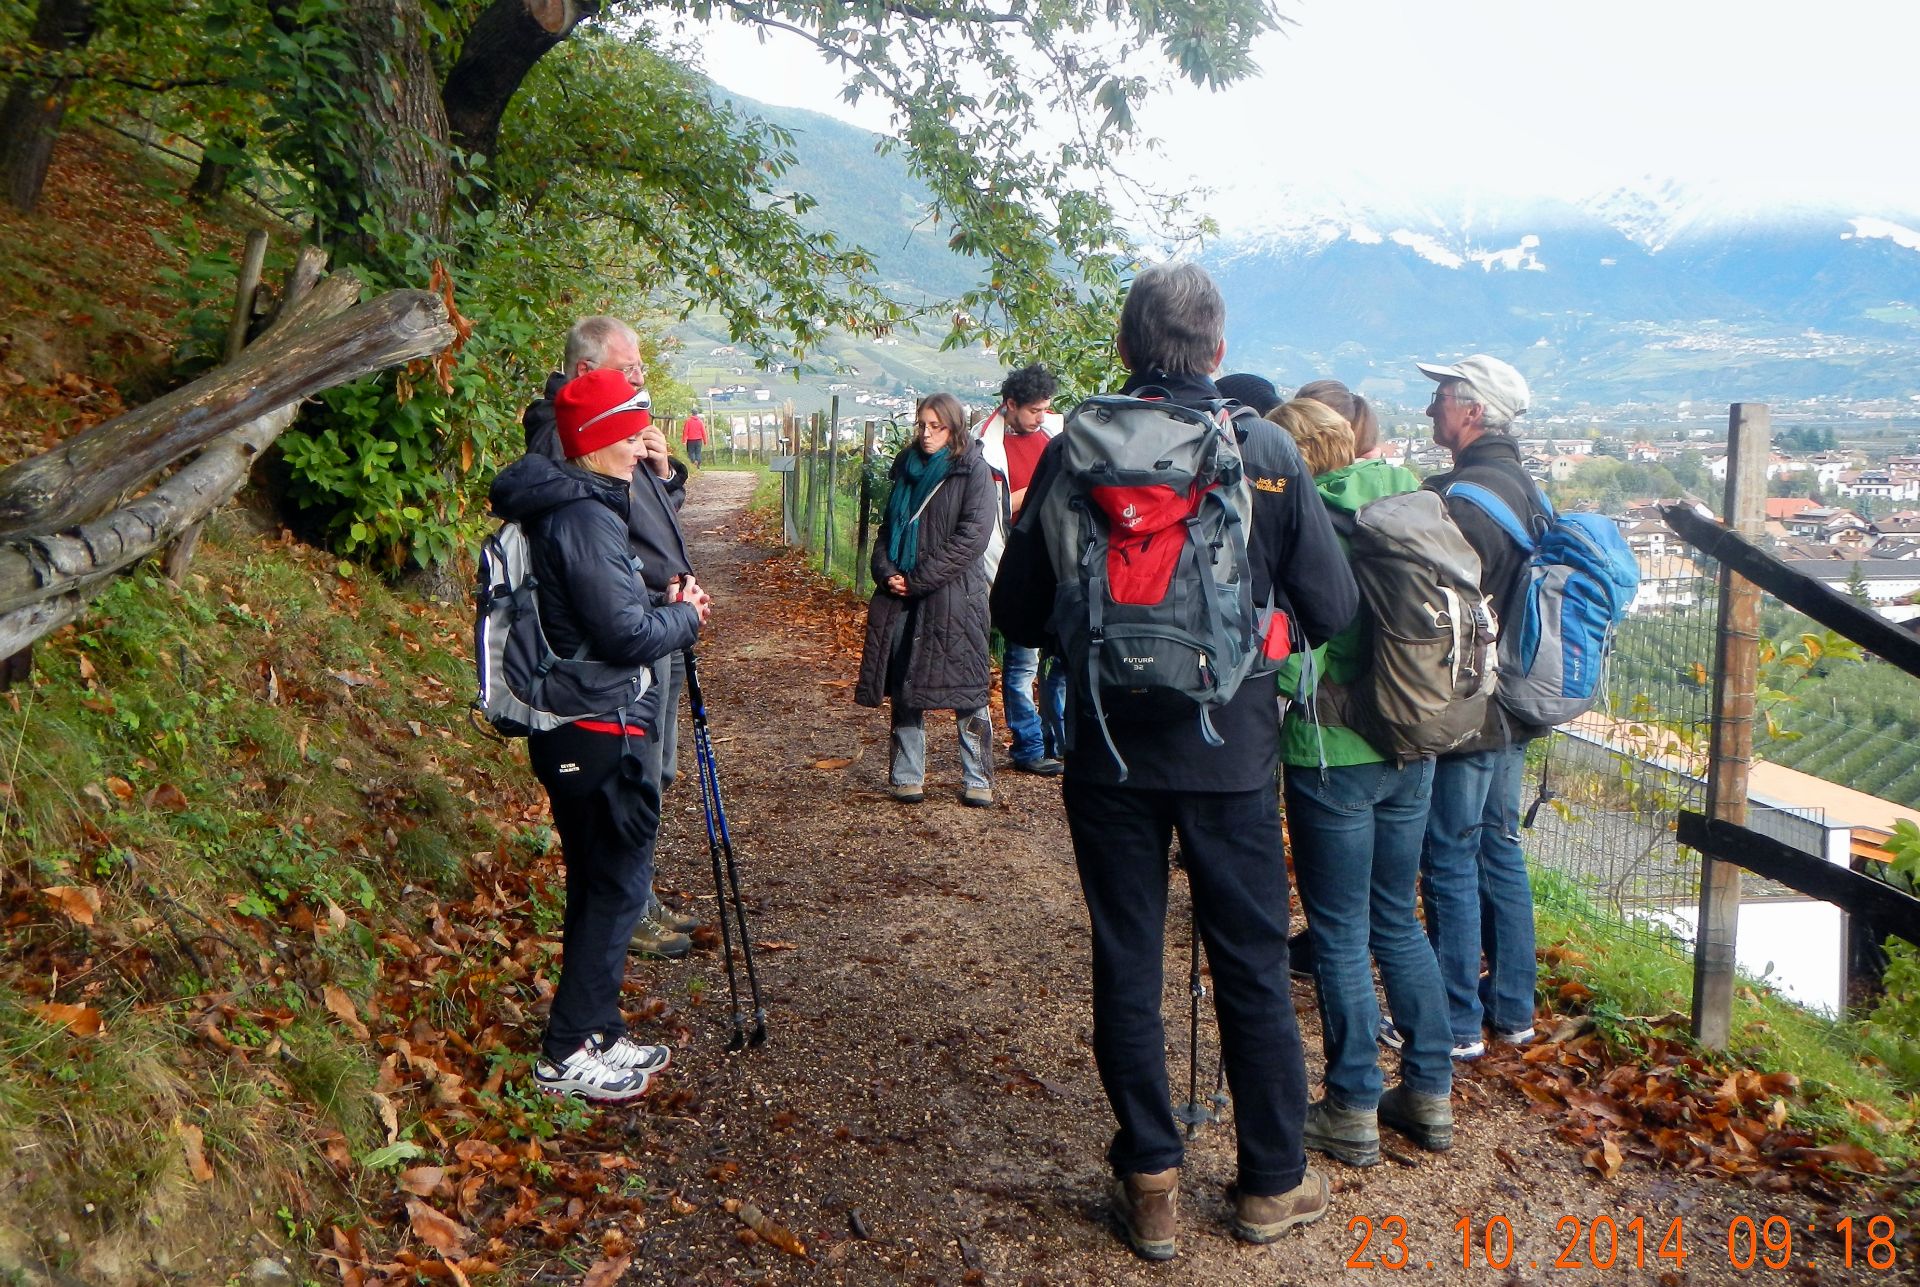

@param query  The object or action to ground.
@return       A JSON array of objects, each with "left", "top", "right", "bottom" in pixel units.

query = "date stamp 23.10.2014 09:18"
[{"left": 1345, "top": 1212, "right": 1904, "bottom": 1274}]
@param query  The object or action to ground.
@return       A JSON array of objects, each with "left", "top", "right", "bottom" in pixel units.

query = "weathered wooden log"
[
  {"left": 163, "top": 228, "right": 272, "bottom": 585},
  {"left": 0, "top": 288, "right": 456, "bottom": 647},
  {"left": 0, "top": 405, "right": 297, "bottom": 639},
  {"left": 0, "top": 282, "right": 448, "bottom": 538}
]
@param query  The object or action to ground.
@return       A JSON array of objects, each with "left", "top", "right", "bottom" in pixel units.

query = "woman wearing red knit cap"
[{"left": 489, "top": 369, "right": 712, "bottom": 1102}]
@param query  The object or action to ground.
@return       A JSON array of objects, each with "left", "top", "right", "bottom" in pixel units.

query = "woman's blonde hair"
[
  {"left": 1267, "top": 398, "right": 1355, "bottom": 477},
  {"left": 1296, "top": 378, "right": 1379, "bottom": 457}
]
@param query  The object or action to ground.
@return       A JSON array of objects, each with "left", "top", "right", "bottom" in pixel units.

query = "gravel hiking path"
[{"left": 631, "top": 470, "right": 1885, "bottom": 1286}]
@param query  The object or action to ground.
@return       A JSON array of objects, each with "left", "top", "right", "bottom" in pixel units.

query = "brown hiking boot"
[
  {"left": 1110, "top": 1167, "right": 1179, "bottom": 1261},
  {"left": 1302, "top": 1097, "right": 1380, "bottom": 1167},
  {"left": 628, "top": 910, "right": 691, "bottom": 959},
  {"left": 1232, "top": 1168, "right": 1330, "bottom": 1244},
  {"left": 1379, "top": 1083, "right": 1454, "bottom": 1152}
]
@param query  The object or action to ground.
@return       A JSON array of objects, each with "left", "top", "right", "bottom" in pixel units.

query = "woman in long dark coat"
[{"left": 855, "top": 393, "right": 998, "bottom": 806}]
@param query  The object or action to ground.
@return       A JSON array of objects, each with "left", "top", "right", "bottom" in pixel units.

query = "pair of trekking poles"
[{"left": 682, "top": 648, "right": 768, "bottom": 1052}]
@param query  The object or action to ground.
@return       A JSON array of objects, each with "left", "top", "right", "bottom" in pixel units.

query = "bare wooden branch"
[
  {"left": 0, "top": 283, "right": 450, "bottom": 537},
  {"left": 165, "top": 229, "right": 272, "bottom": 585},
  {"left": 0, "top": 288, "right": 456, "bottom": 651},
  {"left": 224, "top": 229, "right": 271, "bottom": 363}
]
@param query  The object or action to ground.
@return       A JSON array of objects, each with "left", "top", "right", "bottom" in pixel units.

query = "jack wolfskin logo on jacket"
[{"left": 1038, "top": 395, "right": 1274, "bottom": 779}]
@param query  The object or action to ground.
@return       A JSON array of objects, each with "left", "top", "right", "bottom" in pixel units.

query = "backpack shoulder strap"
[{"left": 1444, "top": 480, "right": 1535, "bottom": 551}]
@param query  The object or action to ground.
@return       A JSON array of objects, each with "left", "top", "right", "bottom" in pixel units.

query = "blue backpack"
[{"left": 1443, "top": 482, "right": 1639, "bottom": 728}]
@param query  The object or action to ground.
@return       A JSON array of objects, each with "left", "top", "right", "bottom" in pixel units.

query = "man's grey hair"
[
  {"left": 1441, "top": 378, "right": 1514, "bottom": 433},
  {"left": 563, "top": 315, "right": 638, "bottom": 374},
  {"left": 1118, "top": 262, "right": 1226, "bottom": 377}
]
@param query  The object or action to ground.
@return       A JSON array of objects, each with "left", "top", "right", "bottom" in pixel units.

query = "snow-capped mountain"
[{"left": 1207, "top": 185, "right": 1920, "bottom": 412}]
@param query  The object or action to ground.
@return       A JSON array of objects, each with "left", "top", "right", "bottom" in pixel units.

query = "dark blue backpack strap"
[{"left": 1444, "top": 480, "right": 1535, "bottom": 551}]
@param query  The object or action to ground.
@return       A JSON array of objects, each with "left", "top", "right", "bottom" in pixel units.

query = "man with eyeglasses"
[
  {"left": 524, "top": 315, "right": 705, "bottom": 959},
  {"left": 1393, "top": 355, "right": 1549, "bottom": 1072}
]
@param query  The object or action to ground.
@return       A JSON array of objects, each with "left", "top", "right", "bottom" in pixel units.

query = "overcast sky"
[{"left": 690, "top": 0, "right": 1920, "bottom": 229}]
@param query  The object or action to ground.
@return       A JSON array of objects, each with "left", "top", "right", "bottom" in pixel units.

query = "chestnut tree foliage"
[{"left": 2, "top": 0, "right": 1278, "bottom": 566}]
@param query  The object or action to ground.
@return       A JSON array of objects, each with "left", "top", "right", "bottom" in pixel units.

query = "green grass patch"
[
  {"left": 1533, "top": 869, "right": 1920, "bottom": 1166},
  {"left": 0, "top": 504, "right": 545, "bottom": 1278}
]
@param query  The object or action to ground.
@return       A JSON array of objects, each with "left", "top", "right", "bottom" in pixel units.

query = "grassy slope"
[
  {"left": 0, "top": 131, "right": 611, "bottom": 1284},
  {"left": 0, "top": 510, "right": 559, "bottom": 1281}
]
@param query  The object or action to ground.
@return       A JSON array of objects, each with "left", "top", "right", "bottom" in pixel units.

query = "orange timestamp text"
[{"left": 1344, "top": 1212, "right": 1902, "bottom": 1272}]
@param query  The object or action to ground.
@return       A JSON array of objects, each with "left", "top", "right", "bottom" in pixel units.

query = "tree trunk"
[
  {"left": 188, "top": 132, "right": 242, "bottom": 203},
  {"left": 310, "top": 0, "right": 459, "bottom": 268},
  {"left": 0, "top": 0, "right": 96, "bottom": 212},
  {"left": 442, "top": 0, "right": 599, "bottom": 163}
]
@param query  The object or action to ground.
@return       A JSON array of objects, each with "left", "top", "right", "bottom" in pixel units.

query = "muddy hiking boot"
[
  {"left": 1302, "top": 1097, "right": 1380, "bottom": 1167},
  {"left": 1231, "top": 1168, "right": 1331, "bottom": 1244},
  {"left": 1110, "top": 1167, "right": 1179, "bottom": 1261},
  {"left": 629, "top": 910, "right": 692, "bottom": 959},
  {"left": 1379, "top": 1084, "right": 1454, "bottom": 1153},
  {"left": 647, "top": 897, "right": 701, "bottom": 934}
]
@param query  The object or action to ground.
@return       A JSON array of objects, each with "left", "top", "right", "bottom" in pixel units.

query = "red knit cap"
[{"left": 554, "top": 368, "right": 652, "bottom": 459}]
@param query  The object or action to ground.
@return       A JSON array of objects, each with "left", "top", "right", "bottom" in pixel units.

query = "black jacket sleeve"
[
  {"left": 989, "top": 436, "right": 1064, "bottom": 648},
  {"left": 552, "top": 501, "right": 701, "bottom": 668},
  {"left": 524, "top": 397, "right": 560, "bottom": 460},
  {"left": 1240, "top": 417, "right": 1358, "bottom": 649}
]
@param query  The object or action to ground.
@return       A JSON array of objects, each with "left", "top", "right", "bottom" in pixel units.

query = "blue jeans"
[
  {"left": 1286, "top": 759, "right": 1452, "bottom": 1105},
  {"left": 1003, "top": 645, "right": 1066, "bottom": 763},
  {"left": 1420, "top": 744, "right": 1537, "bottom": 1042}
]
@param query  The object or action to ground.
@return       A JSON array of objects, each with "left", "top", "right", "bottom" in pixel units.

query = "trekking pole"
[
  {"left": 682, "top": 648, "right": 768, "bottom": 1050},
  {"left": 1168, "top": 856, "right": 1218, "bottom": 1137}
]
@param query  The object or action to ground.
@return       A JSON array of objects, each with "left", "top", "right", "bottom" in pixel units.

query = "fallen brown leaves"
[{"left": 1480, "top": 947, "right": 1912, "bottom": 1199}]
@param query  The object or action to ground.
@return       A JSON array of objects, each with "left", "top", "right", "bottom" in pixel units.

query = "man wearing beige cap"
[{"left": 1381, "top": 355, "right": 1548, "bottom": 1086}]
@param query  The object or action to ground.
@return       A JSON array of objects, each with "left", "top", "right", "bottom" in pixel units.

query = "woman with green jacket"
[{"left": 1271, "top": 394, "right": 1454, "bottom": 1169}]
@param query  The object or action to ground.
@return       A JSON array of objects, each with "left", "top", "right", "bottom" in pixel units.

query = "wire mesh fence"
[
  {"left": 781, "top": 410, "right": 907, "bottom": 595},
  {"left": 1526, "top": 544, "right": 1719, "bottom": 960}
]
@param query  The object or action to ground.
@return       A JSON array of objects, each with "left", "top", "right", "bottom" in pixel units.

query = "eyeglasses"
[
  {"left": 916, "top": 419, "right": 949, "bottom": 432},
  {"left": 616, "top": 362, "right": 647, "bottom": 384},
  {"left": 1429, "top": 393, "right": 1477, "bottom": 405}
]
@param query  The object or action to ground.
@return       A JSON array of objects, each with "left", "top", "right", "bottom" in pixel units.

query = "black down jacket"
[
  {"left": 855, "top": 446, "right": 996, "bottom": 712},
  {"left": 524, "top": 373, "right": 693, "bottom": 594},
  {"left": 489, "top": 453, "right": 701, "bottom": 671}
]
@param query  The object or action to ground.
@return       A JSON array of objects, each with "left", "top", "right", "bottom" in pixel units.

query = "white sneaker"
[
  {"left": 533, "top": 1045, "right": 654, "bottom": 1102},
  {"left": 588, "top": 1031, "right": 672, "bottom": 1074},
  {"left": 1380, "top": 1020, "right": 1482, "bottom": 1060},
  {"left": 1494, "top": 1026, "right": 1536, "bottom": 1046}
]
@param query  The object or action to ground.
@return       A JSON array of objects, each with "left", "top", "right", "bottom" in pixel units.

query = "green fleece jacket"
[{"left": 1278, "top": 458, "right": 1424, "bottom": 768}]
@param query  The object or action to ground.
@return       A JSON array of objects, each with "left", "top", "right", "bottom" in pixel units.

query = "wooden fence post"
[
  {"left": 780, "top": 413, "right": 796, "bottom": 545},
  {"left": 1692, "top": 401, "right": 1769, "bottom": 1049},
  {"left": 164, "top": 227, "right": 269, "bottom": 584},
  {"left": 798, "top": 411, "right": 817, "bottom": 549},
  {"left": 856, "top": 417, "right": 877, "bottom": 583},
  {"left": 822, "top": 395, "right": 840, "bottom": 577}
]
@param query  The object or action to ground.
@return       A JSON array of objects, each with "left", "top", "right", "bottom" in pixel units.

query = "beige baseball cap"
[{"left": 1416, "top": 354, "right": 1530, "bottom": 423}]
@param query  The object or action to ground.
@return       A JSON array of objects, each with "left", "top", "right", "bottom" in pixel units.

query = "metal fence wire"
[{"left": 1526, "top": 544, "right": 1719, "bottom": 958}]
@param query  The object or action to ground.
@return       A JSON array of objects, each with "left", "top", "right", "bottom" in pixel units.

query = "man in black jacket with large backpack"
[
  {"left": 992, "top": 263, "right": 1357, "bottom": 1260},
  {"left": 525, "top": 316, "right": 704, "bottom": 957},
  {"left": 1409, "top": 355, "right": 1550, "bottom": 1063}
]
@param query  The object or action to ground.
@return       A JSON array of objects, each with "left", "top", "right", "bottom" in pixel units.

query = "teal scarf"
[{"left": 884, "top": 445, "right": 952, "bottom": 575}]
